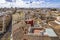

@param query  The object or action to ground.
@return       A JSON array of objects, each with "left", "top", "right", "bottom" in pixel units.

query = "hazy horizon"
[{"left": 0, "top": 0, "right": 60, "bottom": 8}]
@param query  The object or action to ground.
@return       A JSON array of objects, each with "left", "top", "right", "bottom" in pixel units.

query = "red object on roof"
[{"left": 25, "top": 19, "right": 34, "bottom": 26}]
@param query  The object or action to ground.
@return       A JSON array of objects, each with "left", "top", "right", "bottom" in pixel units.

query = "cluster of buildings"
[
  {"left": 12, "top": 8, "right": 60, "bottom": 40},
  {"left": 0, "top": 8, "right": 60, "bottom": 40}
]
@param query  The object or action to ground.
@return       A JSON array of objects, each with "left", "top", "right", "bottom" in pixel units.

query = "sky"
[{"left": 0, "top": 0, "right": 60, "bottom": 8}]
